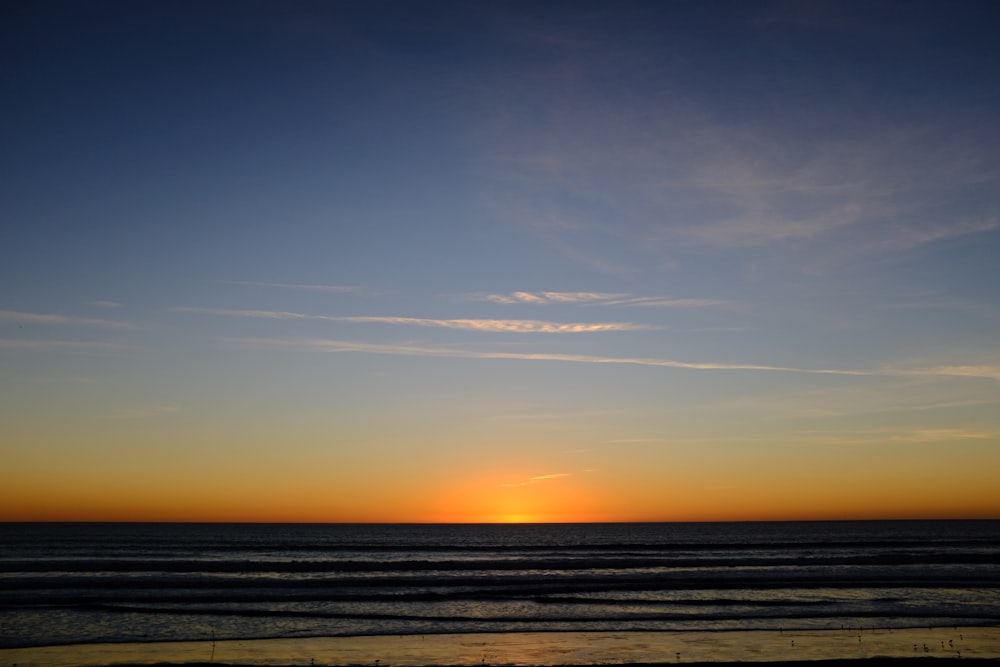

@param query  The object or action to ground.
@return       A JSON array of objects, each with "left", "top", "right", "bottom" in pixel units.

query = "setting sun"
[{"left": 421, "top": 469, "right": 613, "bottom": 524}]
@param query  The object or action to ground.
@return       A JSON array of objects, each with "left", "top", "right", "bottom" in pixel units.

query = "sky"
[{"left": 2, "top": 0, "right": 999, "bottom": 523}]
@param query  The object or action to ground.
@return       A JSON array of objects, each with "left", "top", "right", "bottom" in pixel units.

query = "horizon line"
[{"left": 3, "top": 516, "right": 997, "bottom": 525}]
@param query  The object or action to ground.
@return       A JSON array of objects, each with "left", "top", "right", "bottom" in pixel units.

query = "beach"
[{"left": 3, "top": 627, "right": 999, "bottom": 667}]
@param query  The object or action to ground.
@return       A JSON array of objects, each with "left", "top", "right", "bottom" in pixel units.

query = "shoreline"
[
  {"left": 34, "top": 661, "right": 1000, "bottom": 667},
  {"left": 3, "top": 627, "right": 1000, "bottom": 667}
]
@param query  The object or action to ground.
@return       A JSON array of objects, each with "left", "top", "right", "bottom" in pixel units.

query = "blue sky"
[{"left": 2, "top": 1, "right": 999, "bottom": 521}]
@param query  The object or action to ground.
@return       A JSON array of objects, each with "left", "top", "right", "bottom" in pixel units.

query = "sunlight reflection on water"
[{"left": 3, "top": 626, "right": 1000, "bottom": 667}]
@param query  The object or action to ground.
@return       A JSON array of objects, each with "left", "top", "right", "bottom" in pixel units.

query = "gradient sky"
[{"left": 2, "top": 1, "right": 999, "bottom": 523}]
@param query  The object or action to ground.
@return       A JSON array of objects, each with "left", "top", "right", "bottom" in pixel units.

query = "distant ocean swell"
[{"left": 1, "top": 521, "right": 998, "bottom": 649}]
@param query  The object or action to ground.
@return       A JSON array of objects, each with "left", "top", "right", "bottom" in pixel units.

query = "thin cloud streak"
[
  {"left": 478, "top": 292, "right": 724, "bottom": 308},
  {"left": 338, "top": 316, "right": 652, "bottom": 333},
  {"left": 225, "top": 281, "right": 362, "bottom": 293},
  {"left": 797, "top": 427, "right": 997, "bottom": 447},
  {"left": 0, "top": 339, "right": 125, "bottom": 351},
  {"left": 500, "top": 472, "right": 572, "bottom": 487},
  {"left": 483, "top": 291, "right": 626, "bottom": 304},
  {"left": 103, "top": 404, "right": 182, "bottom": 421},
  {"left": 176, "top": 307, "right": 318, "bottom": 320},
  {"left": 490, "top": 408, "right": 623, "bottom": 421},
  {"left": 484, "top": 66, "right": 1000, "bottom": 273},
  {"left": 0, "top": 310, "right": 130, "bottom": 328},
  {"left": 906, "top": 364, "right": 1000, "bottom": 381},
  {"left": 234, "top": 336, "right": 1000, "bottom": 381},
  {"left": 231, "top": 336, "right": 877, "bottom": 376},
  {"left": 177, "top": 307, "right": 651, "bottom": 333},
  {"left": 605, "top": 296, "right": 727, "bottom": 308},
  {"left": 889, "top": 428, "right": 993, "bottom": 443}
]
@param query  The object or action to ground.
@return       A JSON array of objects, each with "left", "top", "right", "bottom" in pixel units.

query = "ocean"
[{"left": 1, "top": 521, "right": 998, "bottom": 650}]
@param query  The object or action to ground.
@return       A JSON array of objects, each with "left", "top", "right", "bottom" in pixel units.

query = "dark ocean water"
[{"left": 1, "top": 521, "right": 998, "bottom": 649}]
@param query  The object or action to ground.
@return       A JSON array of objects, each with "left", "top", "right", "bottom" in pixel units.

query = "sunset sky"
[{"left": 2, "top": 1, "right": 999, "bottom": 523}]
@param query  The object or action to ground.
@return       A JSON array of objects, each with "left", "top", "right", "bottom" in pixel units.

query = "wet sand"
[
  {"left": 42, "top": 662, "right": 994, "bottom": 667},
  {"left": 3, "top": 627, "right": 999, "bottom": 667},
  {"left": 9, "top": 661, "right": 991, "bottom": 667}
]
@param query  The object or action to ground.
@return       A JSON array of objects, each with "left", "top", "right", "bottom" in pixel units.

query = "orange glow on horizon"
[
  {"left": 420, "top": 469, "right": 618, "bottom": 524},
  {"left": 2, "top": 461, "right": 999, "bottom": 524}
]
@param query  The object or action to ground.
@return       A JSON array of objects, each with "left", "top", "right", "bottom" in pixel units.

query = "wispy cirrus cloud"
[
  {"left": 228, "top": 336, "right": 876, "bottom": 376},
  {"left": 103, "top": 404, "right": 182, "bottom": 421},
  {"left": 0, "top": 338, "right": 125, "bottom": 351},
  {"left": 799, "top": 427, "right": 997, "bottom": 447},
  {"left": 31, "top": 375, "right": 100, "bottom": 385},
  {"left": 604, "top": 437, "right": 660, "bottom": 445},
  {"left": 483, "top": 51, "right": 1000, "bottom": 271},
  {"left": 0, "top": 310, "right": 130, "bottom": 328},
  {"left": 882, "top": 352, "right": 1000, "bottom": 382},
  {"left": 500, "top": 472, "right": 572, "bottom": 487},
  {"left": 228, "top": 335, "right": 1000, "bottom": 382},
  {"left": 482, "top": 291, "right": 626, "bottom": 304},
  {"left": 476, "top": 291, "right": 724, "bottom": 308},
  {"left": 491, "top": 408, "right": 623, "bottom": 421},
  {"left": 176, "top": 307, "right": 317, "bottom": 320},
  {"left": 890, "top": 428, "right": 994, "bottom": 443},
  {"left": 606, "top": 296, "right": 726, "bottom": 308},
  {"left": 176, "top": 307, "right": 651, "bottom": 333},
  {"left": 338, "top": 316, "right": 652, "bottom": 333},
  {"left": 901, "top": 364, "right": 1000, "bottom": 382},
  {"left": 225, "top": 281, "right": 362, "bottom": 293}
]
